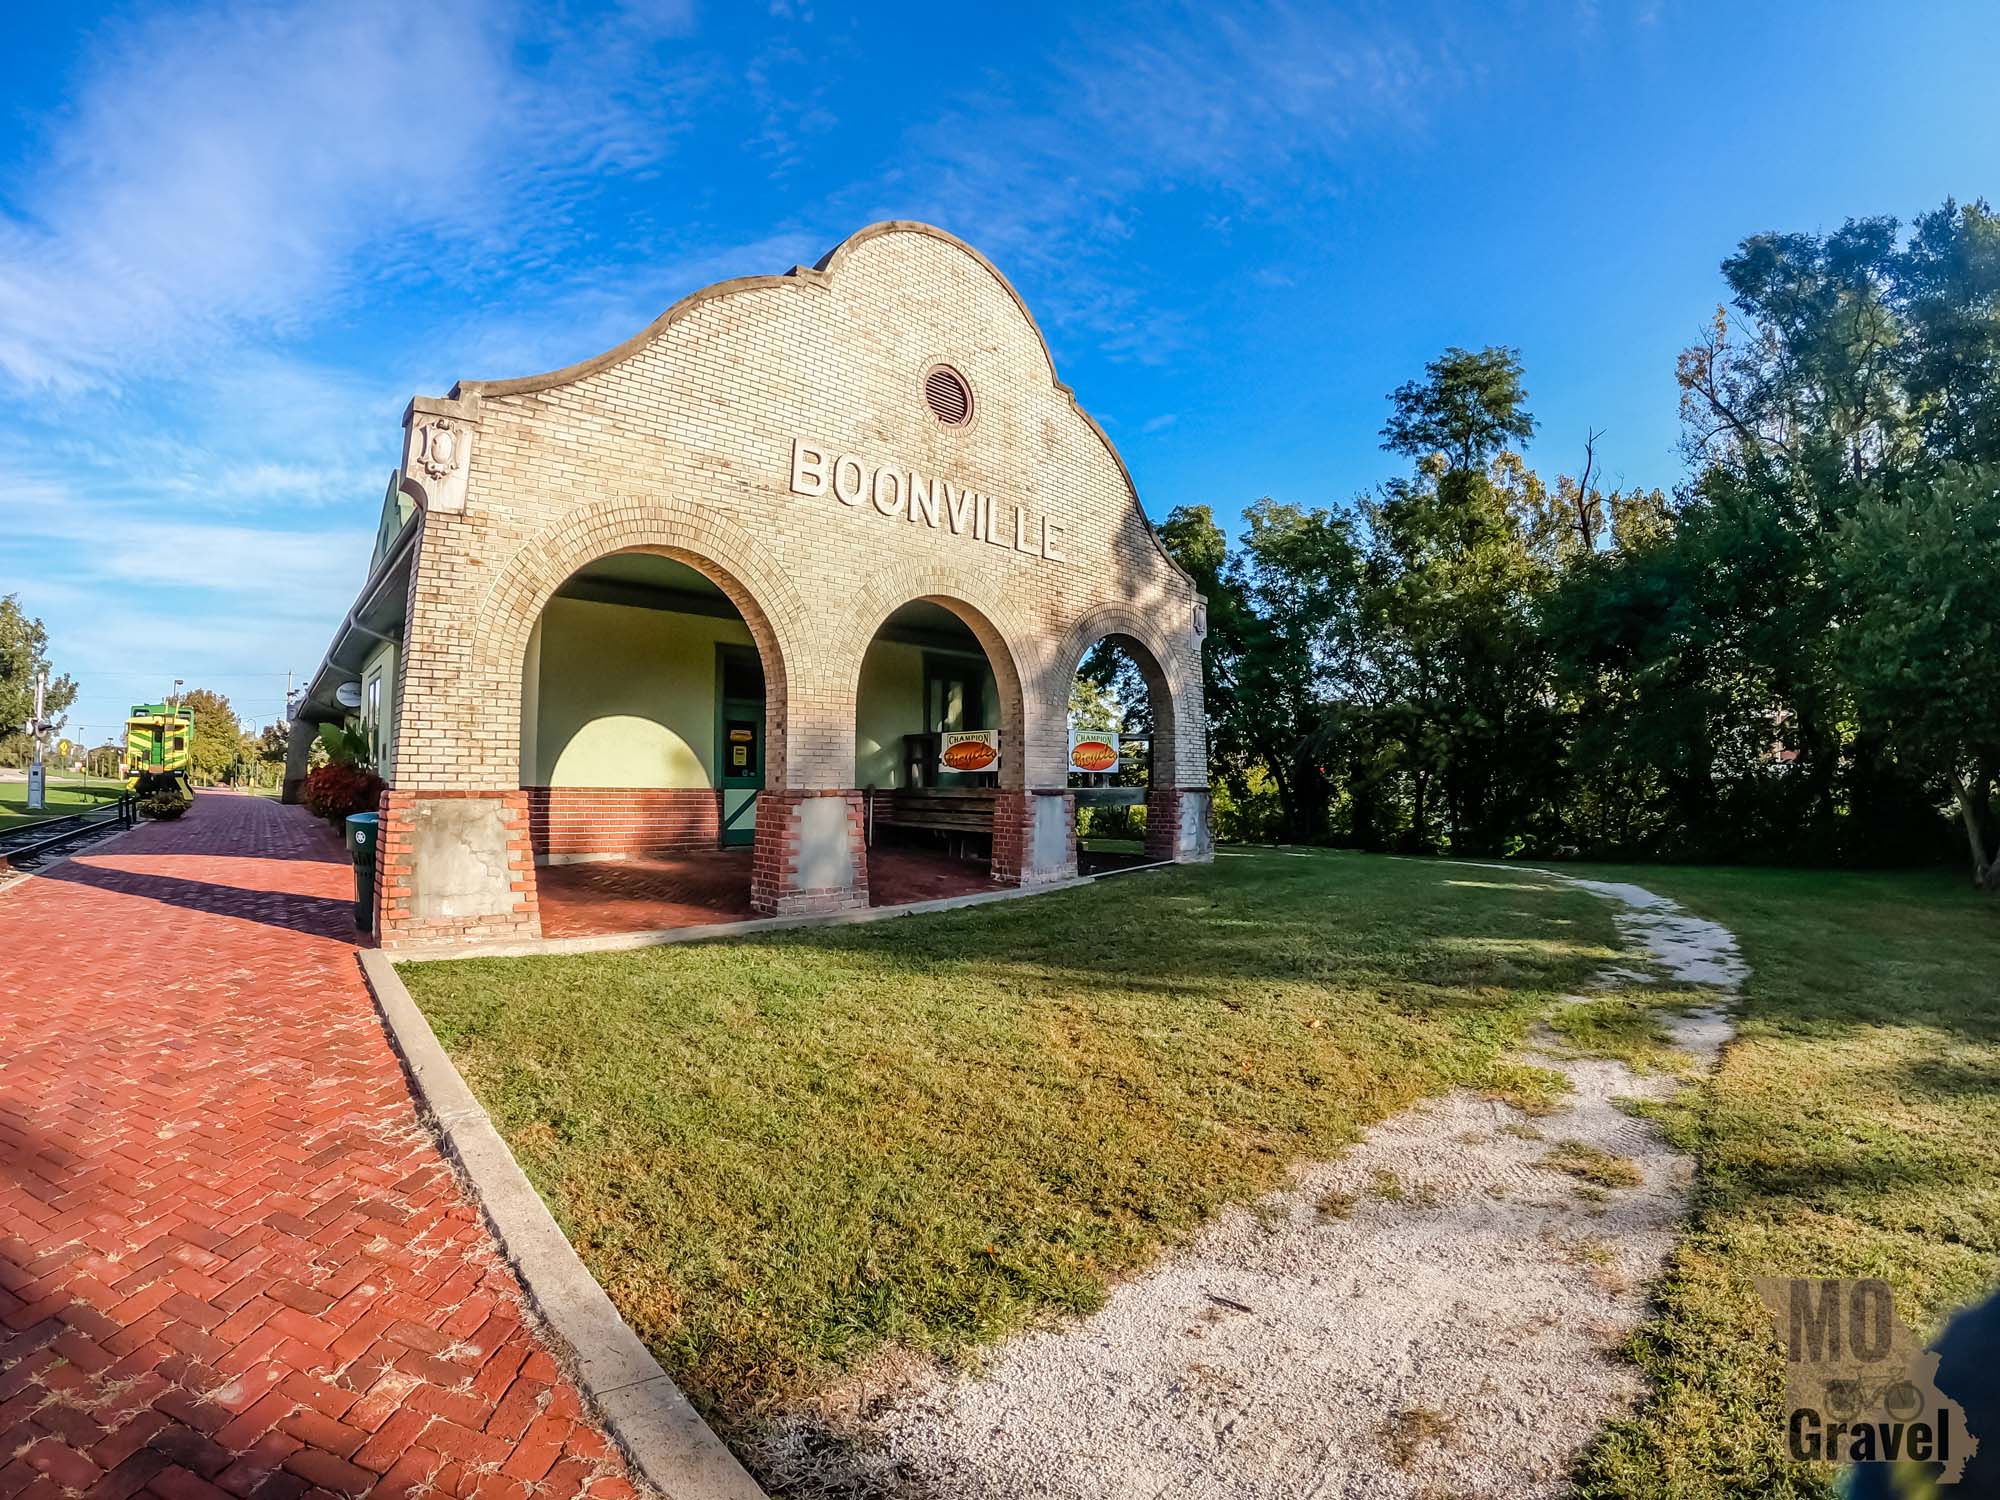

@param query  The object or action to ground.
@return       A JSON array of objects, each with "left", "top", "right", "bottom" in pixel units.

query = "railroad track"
[{"left": 0, "top": 795, "right": 137, "bottom": 872}]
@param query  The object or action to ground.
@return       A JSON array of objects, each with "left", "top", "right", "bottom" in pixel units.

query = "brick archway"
[
  {"left": 1050, "top": 605, "right": 1185, "bottom": 790},
  {"left": 378, "top": 501, "right": 816, "bottom": 944},
  {"left": 829, "top": 569, "right": 1076, "bottom": 886},
  {"left": 471, "top": 500, "right": 809, "bottom": 791},
  {"left": 1052, "top": 604, "right": 1209, "bottom": 865},
  {"left": 831, "top": 565, "right": 1034, "bottom": 794}
]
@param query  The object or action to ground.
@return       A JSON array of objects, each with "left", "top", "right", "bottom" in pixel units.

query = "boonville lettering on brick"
[{"left": 787, "top": 439, "right": 1067, "bottom": 563}]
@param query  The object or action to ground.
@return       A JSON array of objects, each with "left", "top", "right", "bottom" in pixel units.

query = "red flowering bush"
[{"left": 301, "top": 763, "right": 383, "bottom": 826}]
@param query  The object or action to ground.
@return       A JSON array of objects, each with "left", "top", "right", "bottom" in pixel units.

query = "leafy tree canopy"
[
  {"left": 0, "top": 595, "right": 78, "bottom": 769},
  {"left": 177, "top": 688, "right": 243, "bottom": 785},
  {"left": 1380, "top": 346, "right": 1537, "bottom": 470}
]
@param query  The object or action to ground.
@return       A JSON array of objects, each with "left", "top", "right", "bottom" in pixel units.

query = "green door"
[{"left": 717, "top": 647, "right": 764, "bottom": 847}]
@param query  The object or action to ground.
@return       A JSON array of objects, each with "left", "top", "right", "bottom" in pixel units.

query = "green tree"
[
  {"left": 1158, "top": 501, "right": 1360, "bottom": 841},
  {"left": 1067, "top": 673, "right": 1121, "bottom": 732},
  {"left": 0, "top": 595, "right": 78, "bottom": 767},
  {"left": 1364, "top": 348, "right": 1555, "bottom": 853},
  {"left": 177, "top": 688, "right": 243, "bottom": 786},
  {"left": 1380, "top": 346, "right": 1537, "bottom": 471},
  {"left": 1834, "top": 465, "right": 2000, "bottom": 885},
  {"left": 1649, "top": 199, "right": 2000, "bottom": 863}
]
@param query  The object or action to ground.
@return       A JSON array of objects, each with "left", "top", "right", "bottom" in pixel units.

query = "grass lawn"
[
  {"left": 0, "top": 774, "right": 127, "bottom": 831},
  {"left": 402, "top": 850, "right": 1625, "bottom": 1432},
  {"left": 1567, "top": 864, "right": 2000, "bottom": 1499},
  {"left": 403, "top": 852, "right": 2000, "bottom": 1491}
]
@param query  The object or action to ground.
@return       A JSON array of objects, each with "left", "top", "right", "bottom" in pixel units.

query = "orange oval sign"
[
  {"left": 1071, "top": 740, "right": 1118, "bottom": 772},
  {"left": 942, "top": 739, "right": 997, "bottom": 771}
]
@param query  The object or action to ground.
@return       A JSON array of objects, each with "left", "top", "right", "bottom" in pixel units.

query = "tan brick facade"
[{"left": 371, "top": 222, "right": 1210, "bottom": 945}]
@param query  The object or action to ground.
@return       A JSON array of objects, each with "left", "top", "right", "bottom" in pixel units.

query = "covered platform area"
[
  {"left": 533, "top": 809, "right": 1151, "bottom": 940},
  {"left": 532, "top": 843, "right": 1011, "bottom": 939}
]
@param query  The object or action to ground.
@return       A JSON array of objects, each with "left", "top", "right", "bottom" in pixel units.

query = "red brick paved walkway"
[{"left": 0, "top": 794, "right": 639, "bottom": 1500}]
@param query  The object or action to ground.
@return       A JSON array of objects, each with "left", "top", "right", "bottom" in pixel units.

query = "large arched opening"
[
  {"left": 1066, "top": 633, "right": 1173, "bottom": 871},
  {"left": 1050, "top": 608, "right": 1192, "bottom": 871},
  {"left": 518, "top": 547, "right": 787, "bottom": 937},
  {"left": 850, "top": 594, "right": 1029, "bottom": 904}
]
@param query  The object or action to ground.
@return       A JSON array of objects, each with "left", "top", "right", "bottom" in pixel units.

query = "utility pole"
[{"left": 25, "top": 668, "right": 48, "bottom": 811}]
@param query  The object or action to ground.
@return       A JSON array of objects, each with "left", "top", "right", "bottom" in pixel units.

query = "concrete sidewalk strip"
[
  {"left": 390, "top": 869, "right": 1107, "bottom": 963},
  {"left": 359, "top": 949, "right": 767, "bottom": 1500}
]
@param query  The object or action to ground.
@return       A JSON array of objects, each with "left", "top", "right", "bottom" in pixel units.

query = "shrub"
[
  {"left": 1077, "top": 802, "right": 1146, "bottom": 841},
  {"left": 301, "top": 763, "right": 383, "bottom": 826},
  {"left": 133, "top": 769, "right": 189, "bottom": 799},
  {"left": 140, "top": 791, "right": 192, "bottom": 820},
  {"left": 317, "top": 721, "right": 374, "bottom": 767}
]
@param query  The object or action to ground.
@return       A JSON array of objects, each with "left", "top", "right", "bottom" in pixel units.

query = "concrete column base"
[
  {"left": 1146, "top": 786, "right": 1216, "bottom": 864},
  {"left": 377, "top": 789, "right": 541, "bottom": 949},
  {"left": 992, "top": 789, "right": 1077, "bottom": 886},
  {"left": 752, "top": 790, "right": 868, "bottom": 915}
]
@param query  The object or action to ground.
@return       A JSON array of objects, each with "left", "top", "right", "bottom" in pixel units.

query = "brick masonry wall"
[
  {"left": 1145, "top": 787, "right": 1183, "bottom": 864},
  {"left": 1145, "top": 787, "right": 1215, "bottom": 863},
  {"left": 380, "top": 222, "right": 1211, "bottom": 919},
  {"left": 524, "top": 786, "right": 721, "bottom": 858}
]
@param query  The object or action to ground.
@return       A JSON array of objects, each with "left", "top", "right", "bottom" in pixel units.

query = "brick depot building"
[{"left": 290, "top": 222, "right": 1212, "bottom": 949}]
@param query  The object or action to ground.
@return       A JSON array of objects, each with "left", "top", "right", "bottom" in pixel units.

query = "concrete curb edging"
[{"left": 357, "top": 949, "right": 767, "bottom": 1500}]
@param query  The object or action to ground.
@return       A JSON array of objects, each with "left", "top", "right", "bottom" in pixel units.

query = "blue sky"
[{"left": 3, "top": 0, "right": 1996, "bottom": 750}]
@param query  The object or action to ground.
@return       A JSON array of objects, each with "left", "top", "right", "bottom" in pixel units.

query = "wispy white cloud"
[
  {"left": 5, "top": 475, "right": 371, "bottom": 620},
  {"left": 0, "top": 0, "right": 725, "bottom": 738},
  {"left": 0, "top": 0, "right": 713, "bottom": 393},
  {"left": 1, "top": 470, "right": 373, "bottom": 731},
  {"left": 1055, "top": 5, "right": 1444, "bottom": 194},
  {"left": 839, "top": 2, "right": 1456, "bottom": 365},
  {"left": 1141, "top": 413, "right": 1180, "bottom": 434}
]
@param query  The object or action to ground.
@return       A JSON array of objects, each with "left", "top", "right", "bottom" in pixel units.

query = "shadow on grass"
[{"left": 707, "top": 856, "right": 1613, "bottom": 1016}]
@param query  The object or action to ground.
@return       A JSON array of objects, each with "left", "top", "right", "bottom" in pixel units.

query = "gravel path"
[{"left": 761, "top": 867, "right": 1744, "bottom": 1500}]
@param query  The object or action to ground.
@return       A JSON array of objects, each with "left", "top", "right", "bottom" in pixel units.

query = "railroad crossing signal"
[{"left": 24, "top": 668, "right": 50, "bottom": 811}]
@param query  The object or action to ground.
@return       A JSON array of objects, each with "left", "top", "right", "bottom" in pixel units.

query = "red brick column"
[
  {"left": 376, "top": 789, "right": 541, "bottom": 949},
  {"left": 751, "top": 789, "right": 868, "bottom": 915},
  {"left": 1145, "top": 787, "right": 1215, "bottom": 863},
  {"left": 992, "top": 789, "right": 1077, "bottom": 886},
  {"left": 1144, "top": 788, "right": 1179, "bottom": 863}
]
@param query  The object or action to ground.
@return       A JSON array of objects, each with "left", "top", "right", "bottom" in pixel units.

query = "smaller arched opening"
[
  {"left": 851, "top": 595, "right": 1031, "bottom": 903},
  {"left": 519, "top": 548, "right": 786, "bottom": 937},
  {"left": 1066, "top": 632, "right": 1176, "bottom": 871}
]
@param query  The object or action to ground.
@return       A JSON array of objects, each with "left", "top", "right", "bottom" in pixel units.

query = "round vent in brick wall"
[{"left": 924, "top": 365, "right": 973, "bottom": 426}]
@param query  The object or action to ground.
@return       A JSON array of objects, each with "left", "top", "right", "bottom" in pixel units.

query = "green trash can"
[{"left": 345, "top": 811, "right": 379, "bottom": 932}]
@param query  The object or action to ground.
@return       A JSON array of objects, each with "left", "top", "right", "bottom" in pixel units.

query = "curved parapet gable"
[{"left": 447, "top": 221, "right": 1191, "bottom": 588}]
